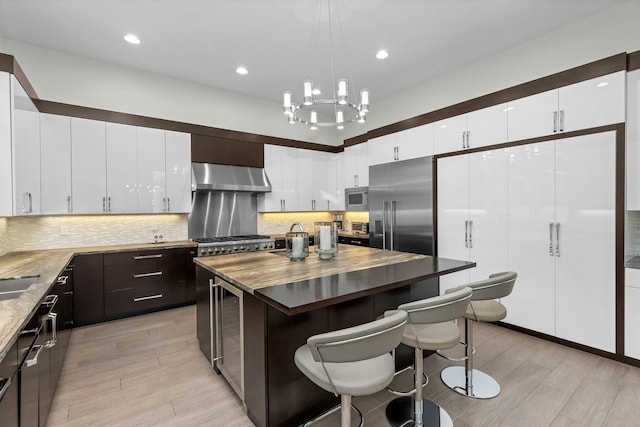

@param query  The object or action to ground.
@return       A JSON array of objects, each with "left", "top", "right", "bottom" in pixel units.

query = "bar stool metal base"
[
  {"left": 440, "top": 366, "right": 500, "bottom": 399},
  {"left": 385, "top": 397, "right": 453, "bottom": 427}
]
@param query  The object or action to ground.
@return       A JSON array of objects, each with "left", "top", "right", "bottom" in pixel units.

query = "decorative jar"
[{"left": 314, "top": 221, "right": 338, "bottom": 260}]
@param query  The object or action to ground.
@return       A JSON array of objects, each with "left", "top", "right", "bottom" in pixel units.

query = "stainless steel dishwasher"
[{"left": 209, "top": 277, "right": 244, "bottom": 403}]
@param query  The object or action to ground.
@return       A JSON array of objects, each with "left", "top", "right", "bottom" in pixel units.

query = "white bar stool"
[
  {"left": 294, "top": 310, "right": 408, "bottom": 427},
  {"left": 385, "top": 286, "right": 473, "bottom": 427},
  {"left": 440, "top": 271, "right": 517, "bottom": 399}
]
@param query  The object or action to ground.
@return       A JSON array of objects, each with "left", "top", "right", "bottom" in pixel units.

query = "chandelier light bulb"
[
  {"left": 283, "top": 91, "right": 292, "bottom": 115},
  {"left": 360, "top": 89, "right": 370, "bottom": 112},
  {"left": 336, "top": 110, "right": 344, "bottom": 130},
  {"left": 337, "top": 79, "right": 348, "bottom": 105},
  {"left": 310, "top": 110, "right": 318, "bottom": 130},
  {"left": 303, "top": 80, "right": 313, "bottom": 105}
]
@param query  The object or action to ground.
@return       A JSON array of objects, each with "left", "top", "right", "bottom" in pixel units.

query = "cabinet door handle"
[
  {"left": 108, "top": 196, "right": 112, "bottom": 212},
  {"left": 46, "top": 312, "right": 58, "bottom": 348},
  {"left": 468, "top": 220, "right": 473, "bottom": 248},
  {"left": 0, "top": 377, "right": 12, "bottom": 400},
  {"left": 549, "top": 222, "right": 554, "bottom": 256},
  {"left": 22, "top": 192, "right": 33, "bottom": 214},
  {"left": 464, "top": 220, "right": 469, "bottom": 248},
  {"left": 132, "top": 254, "right": 163, "bottom": 260},
  {"left": 327, "top": 200, "right": 330, "bottom": 211},
  {"left": 28, "top": 192, "right": 33, "bottom": 213},
  {"left": 63, "top": 291, "right": 74, "bottom": 296},
  {"left": 132, "top": 271, "right": 163, "bottom": 279},
  {"left": 67, "top": 195, "right": 72, "bottom": 213},
  {"left": 167, "top": 197, "right": 170, "bottom": 211},
  {"left": 354, "top": 174, "right": 359, "bottom": 187},
  {"left": 466, "top": 131, "right": 471, "bottom": 148},
  {"left": 555, "top": 222, "right": 560, "bottom": 257},
  {"left": 103, "top": 196, "right": 107, "bottom": 213},
  {"left": 162, "top": 197, "right": 167, "bottom": 212},
  {"left": 57, "top": 275, "right": 68, "bottom": 285},
  {"left": 26, "top": 345, "right": 45, "bottom": 368},
  {"left": 559, "top": 110, "right": 565, "bottom": 132},
  {"left": 553, "top": 111, "right": 558, "bottom": 133},
  {"left": 133, "top": 294, "right": 163, "bottom": 302},
  {"left": 312, "top": 200, "right": 315, "bottom": 211}
]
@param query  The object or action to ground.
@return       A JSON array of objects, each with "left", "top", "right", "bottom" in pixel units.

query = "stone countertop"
[
  {"left": 194, "top": 245, "right": 476, "bottom": 315},
  {"left": 0, "top": 240, "right": 196, "bottom": 364}
]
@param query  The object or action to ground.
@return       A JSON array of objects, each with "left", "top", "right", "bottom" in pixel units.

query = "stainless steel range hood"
[{"left": 191, "top": 162, "right": 272, "bottom": 193}]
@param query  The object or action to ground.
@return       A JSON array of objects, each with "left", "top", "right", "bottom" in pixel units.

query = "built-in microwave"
[{"left": 345, "top": 187, "right": 368, "bottom": 211}]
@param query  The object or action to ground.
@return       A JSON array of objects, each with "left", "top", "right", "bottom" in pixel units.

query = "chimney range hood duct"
[{"left": 191, "top": 162, "right": 272, "bottom": 193}]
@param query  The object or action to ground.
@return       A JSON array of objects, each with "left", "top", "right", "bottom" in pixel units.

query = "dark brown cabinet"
[
  {"left": 50, "top": 264, "right": 74, "bottom": 396},
  {"left": 72, "top": 253, "right": 104, "bottom": 326},
  {"left": 73, "top": 247, "right": 193, "bottom": 326},
  {"left": 0, "top": 341, "right": 18, "bottom": 427}
]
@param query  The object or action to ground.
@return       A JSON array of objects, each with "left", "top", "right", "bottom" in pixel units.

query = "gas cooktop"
[{"left": 194, "top": 235, "right": 275, "bottom": 256}]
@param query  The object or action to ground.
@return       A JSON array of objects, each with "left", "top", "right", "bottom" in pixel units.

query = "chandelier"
[{"left": 282, "top": 0, "right": 369, "bottom": 130}]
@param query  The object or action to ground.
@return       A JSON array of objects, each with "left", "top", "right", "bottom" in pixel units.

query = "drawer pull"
[
  {"left": 132, "top": 271, "right": 163, "bottom": 279},
  {"left": 133, "top": 254, "right": 163, "bottom": 260},
  {"left": 57, "top": 275, "right": 69, "bottom": 285},
  {"left": 133, "top": 294, "right": 163, "bottom": 302},
  {"left": 0, "top": 377, "right": 11, "bottom": 400}
]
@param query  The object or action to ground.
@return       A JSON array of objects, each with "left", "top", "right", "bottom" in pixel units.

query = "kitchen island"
[{"left": 194, "top": 245, "right": 475, "bottom": 427}]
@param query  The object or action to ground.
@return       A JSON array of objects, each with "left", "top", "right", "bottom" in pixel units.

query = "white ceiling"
[{"left": 0, "top": 0, "right": 626, "bottom": 107}]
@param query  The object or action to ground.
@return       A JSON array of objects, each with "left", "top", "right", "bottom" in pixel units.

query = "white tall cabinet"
[
  {"left": 40, "top": 113, "right": 72, "bottom": 214},
  {"left": 504, "top": 132, "right": 616, "bottom": 352},
  {"left": 437, "top": 148, "right": 509, "bottom": 293},
  {"left": 12, "top": 76, "right": 41, "bottom": 215},
  {"left": 627, "top": 69, "right": 640, "bottom": 210}
]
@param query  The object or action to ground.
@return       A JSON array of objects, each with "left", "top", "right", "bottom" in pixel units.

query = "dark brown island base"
[{"left": 194, "top": 245, "right": 475, "bottom": 427}]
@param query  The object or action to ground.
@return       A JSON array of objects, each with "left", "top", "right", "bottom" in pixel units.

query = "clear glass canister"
[
  {"left": 286, "top": 231, "right": 309, "bottom": 261},
  {"left": 314, "top": 221, "right": 338, "bottom": 260}
]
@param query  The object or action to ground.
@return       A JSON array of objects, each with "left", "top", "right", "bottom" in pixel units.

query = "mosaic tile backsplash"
[
  {"left": 0, "top": 214, "right": 188, "bottom": 253},
  {"left": 257, "top": 211, "right": 369, "bottom": 235}
]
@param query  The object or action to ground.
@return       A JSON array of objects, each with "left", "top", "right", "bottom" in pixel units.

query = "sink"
[{"left": 0, "top": 275, "right": 40, "bottom": 300}]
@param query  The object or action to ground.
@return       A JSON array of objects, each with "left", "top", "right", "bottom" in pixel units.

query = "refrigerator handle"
[
  {"left": 390, "top": 200, "right": 396, "bottom": 251},
  {"left": 382, "top": 201, "right": 388, "bottom": 250}
]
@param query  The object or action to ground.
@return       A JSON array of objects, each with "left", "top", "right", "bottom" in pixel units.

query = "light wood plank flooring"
[{"left": 48, "top": 305, "right": 640, "bottom": 427}]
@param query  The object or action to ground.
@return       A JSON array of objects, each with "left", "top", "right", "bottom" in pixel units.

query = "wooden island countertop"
[{"left": 194, "top": 244, "right": 475, "bottom": 315}]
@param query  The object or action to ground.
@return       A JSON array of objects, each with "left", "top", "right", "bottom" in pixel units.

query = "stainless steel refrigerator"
[{"left": 369, "top": 156, "right": 434, "bottom": 255}]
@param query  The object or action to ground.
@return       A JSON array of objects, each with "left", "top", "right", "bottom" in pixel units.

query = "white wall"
[{"left": 1, "top": 1, "right": 639, "bottom": 146}]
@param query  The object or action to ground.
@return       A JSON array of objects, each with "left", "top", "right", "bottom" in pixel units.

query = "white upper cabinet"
[
  {"left": 367, "top": 133, "right": 397, "bottom": 166},
  {"left": 628, "top": 69, "right": 640, "bottom": 210},
  {"left": 368, "top": 124, "right": 434, "bottom": 166},
  {"left": 71, "top": 118, "right": 106, "bottom": 214},
  {"left": 343, "top": 143, "right": 368, "bottom": 188},
  {"left": 164, "top": 130, "right": 191, "bottom": 213},
  {"left": 40, "top": 113, "right": 72, "bottom": 214},
  {"left": 105, "top": 123, "right": 138, "bottom": 213},
  {"left": 0, "top": 72, "right": 12, "bottom": 217},
  {"left": 508, "top": 71, "right": 625, "bottom": 142},
  {"left": 260, "top": 144, "right": 298, "bottom": 212},
  {"left": 297, "top": 148, "right": 315, "bottom": 211},
  {"left": 12, "top": 76, "right": 41, "bottom": 215},
  {"left": 137, "top": 127, "right": 166, "bottom": 213},
  {"left": 334, "top": 152, "right": 345, "bottom": 211},
  {"left": 434, "top": 104, "right": 507, "bottom": 154}
]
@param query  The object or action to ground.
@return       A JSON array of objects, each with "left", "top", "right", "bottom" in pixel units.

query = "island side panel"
[{"left": 243, "top": 292, "right": 268, "bottom": 427}]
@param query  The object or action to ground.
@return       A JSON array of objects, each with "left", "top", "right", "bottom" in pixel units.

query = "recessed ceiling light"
[
  {"left": 376, "top": 50, "right": 389, "bottom": 60},
  {"left": 124, "top": 34, "right": 140, "bottom": 45},
  {"left": 236, "top": 66, "right": 248, "bottom": 75}
]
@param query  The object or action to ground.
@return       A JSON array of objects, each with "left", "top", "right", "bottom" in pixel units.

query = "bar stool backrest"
[
  {"left": 307, "top": 310, "right": 408, "bottom": 364},
  {"left": 466, "top": 271, "right": 517, "bottom": 301},
  {"left": 396, "top": 287, "right": 472, "bottom": 325}
]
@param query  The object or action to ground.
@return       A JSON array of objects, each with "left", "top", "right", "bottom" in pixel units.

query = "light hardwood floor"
[{"left": 48, "top": 305, "right": 640, "bottom": 427}]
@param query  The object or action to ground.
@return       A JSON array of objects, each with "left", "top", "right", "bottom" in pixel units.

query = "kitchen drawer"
[
  {"left": 338, "top": 236, "right": 370, "bottom": 246},
  {"left": 104, "top": 249, "right": 185, "bottom": 291},
  {"left": 104, "top": 282, "right": 185, "bottom": 317},
  {"left": 626, "top": 268, "right": 640, "bottom": 289}
]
